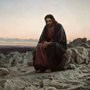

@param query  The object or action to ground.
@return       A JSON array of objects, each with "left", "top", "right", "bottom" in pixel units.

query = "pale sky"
[{"left": 0, "top": 0, "right": 90, "bottom": 41}]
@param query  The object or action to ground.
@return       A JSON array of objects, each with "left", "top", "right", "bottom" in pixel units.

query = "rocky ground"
[{"left": 0, "top": 38, "right": 90, "bottom": 90}]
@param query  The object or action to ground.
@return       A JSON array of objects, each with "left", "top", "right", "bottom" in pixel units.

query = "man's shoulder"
[
  {"left": 56, "top": 23, "right": 63, "bottom": 27},
  {"left": 55, "top": 23, "right": 63, "bottom": 28}
]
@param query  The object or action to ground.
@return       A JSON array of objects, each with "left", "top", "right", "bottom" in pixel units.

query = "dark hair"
[{"left": 44, "top": 14, "right": 57, "bottom": 24}]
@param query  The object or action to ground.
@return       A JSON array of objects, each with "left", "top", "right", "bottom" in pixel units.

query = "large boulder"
[
  {"left": 68, "top": 38, "right": 88, "bottom": 47},
  {"left": 71, "top": 47, "right": 89, "bottom": 64},
  {"left": 63, "top": 46, "right": 90, "bottom": 69}
]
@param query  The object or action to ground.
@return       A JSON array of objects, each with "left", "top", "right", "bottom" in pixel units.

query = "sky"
[{"left": 0, "top": 0, "right": 90, "bottom": 41}]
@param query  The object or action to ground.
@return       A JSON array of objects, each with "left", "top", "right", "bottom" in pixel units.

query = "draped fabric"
[{"left": 33, "top": 23, "right": 67, "bottom": 71}]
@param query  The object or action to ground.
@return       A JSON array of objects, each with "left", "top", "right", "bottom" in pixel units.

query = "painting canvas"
[{"left": 0, "top": 0, "right": 90, "bottom": 90}]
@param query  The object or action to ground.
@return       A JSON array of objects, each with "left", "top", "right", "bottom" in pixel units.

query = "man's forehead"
[{"left": 46, "top": 18, "right": 52, "bottom": 21}]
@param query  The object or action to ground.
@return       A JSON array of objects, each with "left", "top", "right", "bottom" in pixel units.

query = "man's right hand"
[
  {"left": 43, "top": 41, "right": 52, "bottom": 48},
  {"left": 43, "top": 41, "right": 48, "bottom": 48}
]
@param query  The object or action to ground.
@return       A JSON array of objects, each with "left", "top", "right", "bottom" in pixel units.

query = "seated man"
[{"left": 33, "top": 14, "right": 67, "bottom": 72}]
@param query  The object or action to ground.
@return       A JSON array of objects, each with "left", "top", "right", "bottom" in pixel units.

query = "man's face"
[{"left": 45, "top": 18, "right": 53, "bottom": 26}]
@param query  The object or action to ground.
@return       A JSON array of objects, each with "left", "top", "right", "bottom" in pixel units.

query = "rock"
[
  {"left": 75, "top": 47, "right": 89, "bottom": 64},
  {"left": 45, "top": 87, "right": 57, "bottom": 90},
  {"left": 0, "top": 86, "right": 4, "bottom": 90},
  {"left": 69, "top": 85, "right": 89, "bottom": 90},
  {"left": 68, "top": 38, "right": 87, "bottom": 47},
  {"left": 0, "top": 80, "right": 6, "bottom": 90},
  {"left": 0, "top": 80, "right": 6, "bottom": 87},
  {"left": 2, "top": 51, "right": 33, "bottom": 68},
  {"left": 50, "top": 80, "right": 62, "bottom": 89},
  {"left": 64, "top": 64, "right": 76, "bottom": 70},
  {"left": 0, "top": 54, "right": 6, "bottom": 67},
  {"left": 0, "top": 68, "right": 9, "bottom": 76},
  {"left": 88, "top": 40, "right": 90, "bottom": 45},
  {"left": 63, "top": 49, "right": 72, "bottom": 65},
  {"left": 22, "top": 51, "right": 33, "bottom": 67},
  {"left": 87, "top": 49, "right": 90, "bottom": 62},
  {"left": 65, "top": 47, "right": 89, "bottom": 65},
  {"left": 82, "top": 70, "right": 88, "bottom": 73},
  {"left": 25, "top": 86, "right": 36, "bottom": 90},
  {"left": 63, "top": 46, "right": 89, "bottom": 70},
  {"left": 49, "top": 80, "right": 70, "bottom": 89},
  {"left": 39, "top": 88, "right": 44, "bottom": 90},
  {"left": 27, "top": 61, "right": 33, "bottom": 66},
  {"left": 7, "top": 52, "right": 23, "bottom": 67},
  {"left": 80, "top": 43, "right": 90, "bottom": 48},
  {"left": 4, "top": 79, "right": 27, "bottom": 90}
]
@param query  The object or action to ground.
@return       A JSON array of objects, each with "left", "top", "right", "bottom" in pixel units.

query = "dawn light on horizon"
[{"left": 0, "top": 0, "right": 90, "bottom": 41}]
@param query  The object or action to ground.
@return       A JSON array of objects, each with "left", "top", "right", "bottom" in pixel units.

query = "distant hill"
[{"left": 0, "top": 38, "right": 38, "bottom": 42}]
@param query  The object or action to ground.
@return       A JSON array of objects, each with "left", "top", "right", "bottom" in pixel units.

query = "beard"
[{"left": 47, "top": 23, "right": 54, "bottom": 27}]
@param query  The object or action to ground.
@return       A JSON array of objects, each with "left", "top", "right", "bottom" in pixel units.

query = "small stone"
[
  {"left": 82, "top": 70, "right": 88, "bottom": 73},
  {"left": 68, "top": 64, "right": 76, "bottom": 69},
  {"left": 45, "top": 87, "right": 57, "bottom": 90},
  {"left": 0, "top": 68, "right": 9, "bottom": 76},
  {"left": 25, "top": 86, "right": 36, "bottom": 90}
]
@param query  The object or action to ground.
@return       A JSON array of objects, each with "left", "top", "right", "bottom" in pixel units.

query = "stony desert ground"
[{"left": 0, "top": 38, "right": 90, "bottom": 90}]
